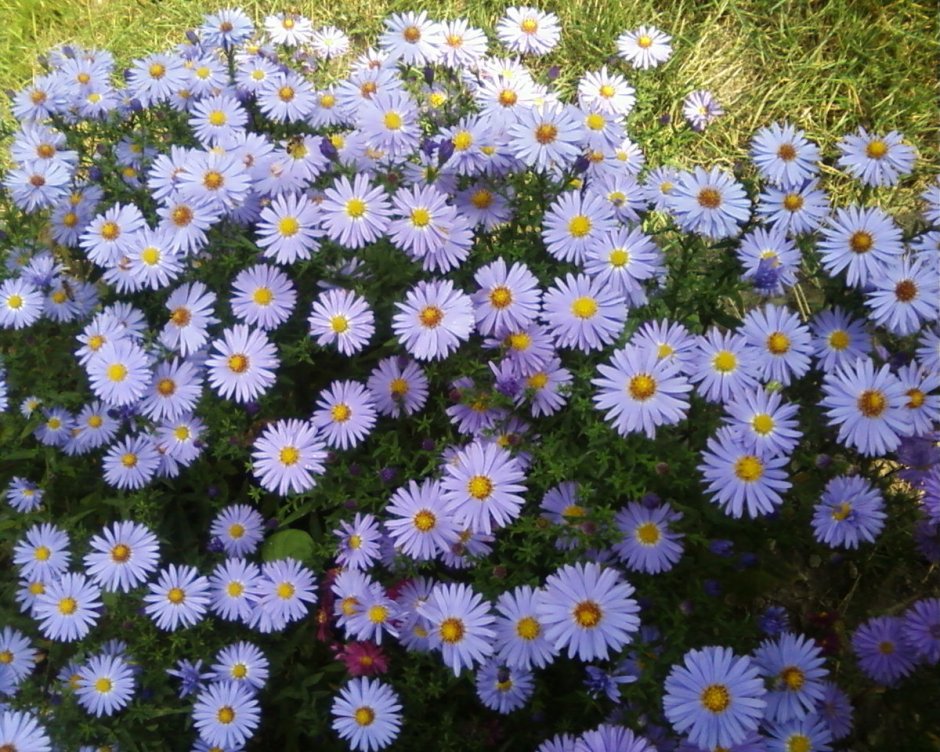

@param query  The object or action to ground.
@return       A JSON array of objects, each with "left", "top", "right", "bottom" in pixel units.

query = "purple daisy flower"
[
  {"left": 812, "top": 475, "right": 886, "bottom": 549},
  {"left": 309, "top": 288, "right": 375, "bottom": 356},
  {"left": 699, "top": 427, "right": 792, "bottom": 518},
  {"left": 387, "top": 183, "right": 456, "bottom": 261},
  {"left": 83, "top": 520, "right": 159, "bottom": 593},
  {"left": 836, "top": 126, "right": 916, "bottom": 187},
  {"left": 206, "top": 325, "right": 279, "bottom": 404},
  {"left": 617, "top": 25, "right": 673, "bottom": 69},
  {"left": 86, "top": 338, "right": 152, "bottom": 407},
  {"left": 257, "top": 71, "right": 317, "bottom": 123},
  {"left": 765, "top": 714, "right": 833, "bottom": 752},
  {"left": 313, "top": 380, "right": 378, "bottom": 450},
  {"left": 160, "top": 282, "right": 219, "bottom": 357},
  {"left": 256, "top": 192, "right": 323, "bottom": 265},
  {"left": 360, "top": 89, "right": 421, "bottom": 159},
  {"left": 472, "top": 258, "right": 542, "bottom": 337},
  {"left": 612, "top": 501, "right": 684, "bottom": 574},
  {"left": 385, "top": 478, "right": 458, "bottom": 562},
  {"left": 669, "top": 166, "right": 749, "bottom": 239},
  {"left": 575, "top": 724, "right": 652, "bottom": 752},
  {"left": 901, "top": 598, "right": 940, "bottom": 665},
  {"left": 756, "top": 179, "right": 830, "bottom": 235},
  {"left": 537, "top": 562, "right": 641, "bottom": 662},
  {"left": 852, "top": 616, "right": 918, "bottom": 686},
  {"left": 741, "top": 303, "right": 813, "bottom": 387},
  {"left": 494, "top": 585, "right": 556, "bottom": 670},
  {"left": 230, "top": 264, "right": 297, "bottom": 331},
  {"left": 178, "top": 149, "right": 251, "bottom": 212},
  {"left": 735, "top": 226, "right": 801, "bottom": 297},
  {"left": 250, "top": 558, "right": 318, "bottom": 633},
  {"left": 475, "top": 659, "right": 535, "bottom": 714},
  {"left": 331, "top": 677, "right": 402, "bottom": 752},
  {"left": 663, "top": 645, "right": 767, "bottom": 750},
  {"left": 583, "top": 226, "right": 664, "bottom": 302},
  {"left": 193, "top": 680, "right": 261, "bottom": 750},
  {"left": 508, "top": 102, "right": 582, "bottom": 172},
  {"left": 542, "top": 273, "right": 626, "bottom": 353},
  {"left": 392, "top": 279, "right": 474, "bottom": 361},
  {"left": 895, "top": 362, "right": 940, "bottom": 438},
  {"left": 817, "top": 681, "right": 853, "bottom": 740},
  {"left": 143, "top": 564, "right": 210, "bottom": 631},
  {"left": 542, "top": 190, "right": 617, "bottom": 265},
  {"left": 34, "top": 572, "right": 102, "bottom": 642},
  {"left": 750, "top": 122, "right": 820, "bottom": 188},
  {"left": 320, "top": 174, "right": 392, "bottom": 250},
  {"left": 14, "top": 523, "right": 70, "bottom": 582},
  {"left": 421, "top": 582, "right": 495, "bottom": 675},
  {"left": 690, "top": 329, "right": 761, "bottom": 404},
  {"left": 441, "top": 440, "right": 527, "bottom": 535},
  {"left": 76, "top": 653, "right": 136, "bottom": 717},
  {"left": 140, "top": 358, "right": 202, "bottom": 423},
  {"left": 208, "top": 558, "right": 262, "bottom": 624},
  {"left": 102, "top": 434, "right": 161, "bottom": 491},
  {"left": 818, "top": 205, "right": 903, "bottom": 289},
  {"left": 753, "top": 632, "right": 828, "bottom": 723},
  {"left": 367, "top": 356, "right": 429, "bottom": 418},
  {"left": 683, "top": 90, "right": 724, "bottom": 131},
  {"left": 251, "top": 419, "right": 327, "bottom": 496},
  {"left": 723, "top": 388, "right": 802, "bottom": 459},
  {"left": 819, "top": 357, "right": 910, "bottom": 457},
  {"left": 865, "top": 255, "right": 939, "bottom": 336},
  {"left": 809, "top": 308, "right": 871, "bottom": 373}
]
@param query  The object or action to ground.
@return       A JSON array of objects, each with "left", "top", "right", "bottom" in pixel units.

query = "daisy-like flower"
[
  {"left": 735, "top": 226, "right": 801, "bottom": 297},
  {"left": 683, "top": 90, "right": 724, "bottom": 131},
  {"left": 896, "top": 362, "right": 940, "bottom": 438},
  {"left": 765, "top": 714, "right": 833, "bottom": 752},
  {"left": 257, "top": 71, "right": 317, "bottom": 123},
  {"left": 809, "top": 308, "right": 871, "bottom": 373},
  {"left": 252, "top": 558, "right": 318, "bottom": 633},
  {"left": 209, "top": 558, "right": 262, "bottom": 623},
  {"left": 538, "top": 562, "right": 640, "bottom": 662},
  {"left": 6, "top": 477, "right": 43, "bottom": 513},
  {"left": 193, "top": 680, "right": 261, "bottom": 750},
  {"left": 85, "top": 338, "right": 151, "bottom": 407},
  {"left": 230, "top": 264, "right": 297, "bottom": 331},
  {"left": 836, "top": 126, "right": 916, "bottom": 187},
  {"left": 140, "top": 358, "right": 202, "bottom": 423},
  {"left": 79, "top": 202, "right": 146, "bottom": 268},
  {"left": 312, "top": 25, "right": 351, "bottom": 58},
  {"left": 13, "top": 523, "right": 70, "bottom": 580},
  {"left": 902, "top": 598, "right": 940, "bottom": 665},
  {"left": 320, "top": 174, "right": 392, "bottom": 250},
  {"left": 309, "top": 288, "right": 375, "bottom": 356},
  {"left": 211, "top": 504, "right": 265, "bottom": 558},
  {"left": 583, "top": 226, "right": 664, "bottom": 300},
  {"left": 817, "top": 681, "right": 854, "bottom": 741},
  {"left": 0, "top": 277, "right": 43, "bottom": 329},
  {"left": 392, "top": 279, "right": 474, "bottom": 361},
  {"left": 723, "top": 388, "right": 802, "bottom": 459},
  {"left": 207, "top": 325, "right": 279, "bottom": 404},
  {"left": 264, "top": 11, "right": 313, "bottom": 46},
  {"left": 34, "top": 572, "right": 102, "bottom": 642},
  {"left": 255, "top": 192, "right": 323, "bottom": 265},
  {"left": 379, "top": 11, "right": 445, "bottom": 65},
  {"left": 542, "top": 190, "right": 617, "bottom": 265},
  {"left": 516, "top": 355, "right": 573, "bottom": 418},
  {"left": 0, "top": 627, "right": 36, "bottom": 686},
  {"left": 385, "top": 479, "right": 458, "bottom": 561},
  {"left": 757, "top": 179, "right": 830, "bottom": 235},
  {"left": 592, "top": 344, "right": 692, "bottom": 438},
  {"left": 160, "top": 282, "right": 219, "bottom": 357},
  {"left": 852, "top": 616, "right": 918, "bottom": 686},
  {"left": 83, "top": 521, "right": 159, "bottom": 593},
  {"left": 178, "top": 149, "right": 251, "bottom": 212},
  {"left": 817, "top": 205, "right": 903, "bottom": 288},
  {"left": 201, "top": 7, "right": 254, "bottom": 48},
  {"left": 143, "top": 564, "right": 211, "bottom": 631},
  {"left": 578, "top": 66, "right": 635, "bottom": 116},
  {"left": 819, "top": 357, "right": 910, "bottom": 457},
  {"left": 102, "top": 434, "right": 161, "bottom": 491},
  {"left": 441, "top": 440, "right": 527, "bottom": 535},
  {"left": 496, "top": 6, "right": 560, "bottom": 55},
  {"left": 368, "top": 356, "right": 429, "bottom": 417},
  {"left": 76, "top": 653, "right": 135, "bottom": 717},
  {"left": 741, "top": 304, "right": 813, "bottom": 387},
  {"left": 472, "top": 258, "right": 542, "bottom": 337},
  {"left": 617, "top": 25, "right": 672, "bottom": 69},
  {"left": 252, "top": 418, "right": 327, "bottom": 496},
  {"left": 335, "top": 513, "right": 383, "bottom": 571},
  {"left": 387, "top": 183, "right": 456, "bottom": 260},
  {"left": 422, "top": 582, "right": 495, "bottom": 675},
  {"left": 613, "top": 501, "right": 684, "bottom": 574},
  {"left": 0, "top": 709, "right": 51, "bottom": 751},
  {"left": 189, "top": 94, "right": 248, "bottom": 146},
  {"left": 494, "top": 585, "right": 556, "bottom": 670},
  {"left": 360, "top": 89, "right": 421, "bottom": 159},
  {"left": 812, "top": 475, "right": 886, "bottom": 549},
  {"left": 211, "top": 641, "right": 269, "bottom": 692},
  {"left": 670, "top": 166, "right": 750, "bottom": 239},
  {"left": 663, "top": 646, "right": 767, "bottom": 750},
  {"left": 865, "top": 255, "right": 938, "bottom": 336},
  {"left": 699, "top": 427, "right": 792, "bottom": 518},
  {"left": 332, "top": 677, "right": 402, "bottom": 752},
  {"left": 313, "top": 380, "right": 377, "bottom": 451},
  {"left": 476, "top": 659, "right": 535, "bottom": 714},
  {"left": 543, "top": 273, "right": 626, "bottom": 353},
  {"left": 750, "top": 122, "right": 821, "bottom": 188},
  {"left": 753, "top": 632, "right": 828, "bottom": 723},
  {"left": 508, "top": 103, "right": 582, "bottom": 172}
]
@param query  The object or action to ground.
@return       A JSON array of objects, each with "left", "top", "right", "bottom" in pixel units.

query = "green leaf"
[{"left": 261, "top": 529, "right": 315, "bottom": 563}]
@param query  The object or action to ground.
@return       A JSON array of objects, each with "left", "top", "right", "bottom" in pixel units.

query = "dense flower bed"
[{"left": 0, "top": 6, "right": 938, "bottom": 751}]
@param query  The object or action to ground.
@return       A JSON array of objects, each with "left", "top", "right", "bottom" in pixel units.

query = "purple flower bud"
[
  {"left": 640, "top": 493, "right": 661, "bottom": 509},
  {"left": 378, "top": 467, "right": 398, "bottom": 484},
  {"left": 573, "top": 155, "right": 590, "bottom": 174},
  {"left": 245, "top": 401, "right": 260, "bottom": 416},
  {"left": 344, "top": 499, "right": 358, "bottom": 510},
  {"left": 815, "top": 453, "right": 832, "bottom": 469},
  {"left": 206, "top": 485, "right": 218, "bottom": 498},
  {"left": 207, "top": 536, "right": 225, "bottom": 554},
  {"left": 319, "top": 139, "right": 338, "bottom": 161},
  {"left": 423, "top": 66, "right": 435, "bottom": 86},
  {"left": 708, "top": 539, "right": 734, "bottom": 557},
  {"left": 265, "top": 517, "right": 279, "bottom": 531},
  {"left": 658, "top": 113, "right": 672, "bottom": 126},
  {"left": 547, "top": 65, "right": 560, "bottom": 81},
  {"left": 437, "top": 138, "right": 455, "bottom": 166},
  {"left": 348, "top": 463, "right": 362, "bottom": 477},
  {"left": 185, "top": 30, "right": 200, "bottom": 45},
  {"left": 421, "top": 438, "right": 436, "bottom": 452}
]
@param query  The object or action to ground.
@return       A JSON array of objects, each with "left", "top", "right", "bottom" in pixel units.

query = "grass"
[{"left": 0, "top": 0, "right": 936, "bottom": 202}]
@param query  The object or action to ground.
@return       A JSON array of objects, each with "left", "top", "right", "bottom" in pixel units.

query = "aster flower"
[
  {"left": 83, "top": 521, "right": 159, "bottom": 593},
  {"left": 368, "top": 356, "right": 429, "bottom": 417},
  {"left": 251, "top": 558, "right": 318, "bottom": 633},
  {"left": 211, "top": 641, "right": 269, "bottom": 692},
  {"left": 592, "top": 344, "right": 692, "bottom": 438},
  {"left": 472, "top": 258, "right": 542, "bottom": 337},
  {"left": 902, "top": 598, "right": 940, "bottom": 665},
  {"left": 699, "top": 427, "right": 792, "bottom": 518},
  {"left": 736, "top": 226, "right": 801, "bottom": 296},
  {"left": 0, "top": 710, "right": 51, "bottom": 751},
  {"left": 332, "top": 677, "right": 402, "bottom": 752},
  {"left": 85, "top": 338, "right": 152, "bottom": 407},
  {"left": 613, "top": 501, "right": 684, "bottom": 574},
  {"left": 193, "top": 680, "right": 261, "bottom": 750},
  {"left": 102, "top": 434, "right": 161, "bottom": 491},
  {"left": 309, "top": 288, "right": 375, "bottom": 356},
  {"left": 757, "top": 179, "right": 830, "bottom": 235},
  {"left": 313, "top": 380, "right": 377, "bottom": 451},
  {"left": 809, "top": 308, "right": 871, "bottom": 373},
  {"left": 753, "top": 632, "right": 828, "bottom": 723},
  {"left": 385, "top": 479, "right": 458, "bottom": 562},
  {"left": 160, "top": 281, "right": 219, "bottom": 357},
  {"left": 387, "top": 184, "right": 457, "bottom": 262},
  {"left": 320, "top": 174, "right": 392, "bottom": 250},
  {"left": 207, "top": 325, "right": 279, "bottom": 404},
  {"left": 79, "top": 202, "right": 146, "bottom": 267},
  {"left": 421, "top": 582, "right": 495, "bottom": 675},
  {"left": 494, "top": 585, "right": 556, "bottom": 670},
  {"left": 392, "top": 279, "right": 474, "bottom": 361},
  {"left": 895, "top": 362, "right": 940, "bottom": 438},
  {"left": 5, "top": 477, "right": 43, "bottom": 513},
  {"left": 543, "top": 273, "right": 626, "bottom": 353},
  {"left": 139, "top": 358, "right": 202, "bottom": 423},
  {"left": 817, "top": 681, "right": 853, "bottom": 741},
  {"left": 578, "top": 66, "right": 635, "bottom": 116},
  {"left": 817, "top": 205, "right": 903, "bottom": 288},
  {"left": 765, "top": 714, "right": 833, "bottom": 752},
  {"left": 669, "top": 166, "right": 749, "bottom": 240},
  {"left": 13, "top": 523, "right": 70, "bottom": 580},
  {"left": 360, "top": 89, "right": 421, "bottom": 159},
  {"left": 812, "top": 475, "right": 886, "bottom": 549},
  {"left": 441, "top": 440, "right": 527, "bottom": 535},
  {"left": 663, "top": 646, "right": 767, "bottom": 750},
  {"left": 723, "top": 388, "right": 802, "bottom": 459},
  {"left": 497, "top": 6, "right": 560, "bottom": 56},
  {"left": 542, "top": 190, "right": 617, "bottom": 265},
  {"left": 865, "top": 255, "right": 939, "bottom": 336},
  {"left": 211, "top": 504, "right": 266, "bottom": 558},
  {"left": 34, "top": 572, "right": 102, "bottom": 642},
  {"left": 257, "top": 71, "right": 317, "bottom": 123},
  {"left": 0, "top": 277, "right": 43, "bottom": 329},
  {"left": 741, "top": 304, "right": 813, "bottom": 387},
  {"left": 617, "top": 26, "right": 673, "bottom": 69},
  {"left": 255, "top": 191, "right": 323, "bottom": 265},
  {"left": 683, "top": 90, "right": 724, "bottom": 130},
  {"left": 508, "top": 103, "right": 582, "bottom": 172},
  {"left": 379, "top": 11, "right": 444, "bottom": 65},
  {"left": 852, "top": 616, "right": 917, "bottom": 686},
  {"left": 476, "top": 659, "right": 535, "bottom": 714},
  {"left": 583, "top": 226, "right": 664, "bottom": 300},
  {"left": 209, "top": 558, "right": 262, "bottom": 623},
  {"left": 230, "top": 264, "right": 297, "bottom": 331},
  {"left": 538, "top": 562, "right": 640, "bottom": 661},
  {"left": 335, "top": 513, "right": 383, "bottom": 571},
  {"left": 143, "top": 564, "right": 211, "bottom": 631},
  {"left": 750, "top": 122, "right": 820, "bottom": 188},
  {"left": 338, "top": 641, "right": 390, "bottom": 677},
  {"left": 264, "top": 11, "right": 313, "bottom": 45},
  {"left": 836, "top": 126, "right": 915, "bottom": 186},
  {"left": 819, "top": 357, "right": 910, "bottom": 457},
  {"left": 76, "top": 653, "right": 135, "bottom": 717},
  {"left": 252, "top": 418, "right": 327, "bottom": 496},
  {"left": 0, "top": 628, "right": 36, "bottom": 687},
  {"left": 516, "top": 355, "right": 573, "bottom": 418},
  {"left": 178, "top": 148, "right": 251, "bottom": 211}
]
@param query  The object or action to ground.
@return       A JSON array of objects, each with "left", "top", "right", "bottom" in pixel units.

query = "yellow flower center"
[
  {"left": 279, "top": 446, "right": 300, "bottom": 466},
  {"left": 167, "top": 587, "right": 185, "bottom": 604},
  {"left": 87, "top": 415, "right": 104, "bottom": 428},
  {"left": 787, "top": 735, "right": 812, "bottom": 752},
  {"left": 368, "top": 605, "right": 388, "bottom": 623},
  {"left": 331, "top": 403, "right": 352, "bottom": 423},
  {"left": 520, "top": 17, "right": 538, "bottom": 33},
  {"left": 34, "top": 545, "right": 51, "bottom": 561},
  {"left": 894, "top": 279, "right": 917, "bottom": 302},
  {"left": 390, "top": 377, "right": 409, "bottom": 397},
  {"left": 227, "top": 354, "right": 249, "bottom": 374},
  {"left": 568, "top": 214, "right": 592, "bottom": 238},
  {"left": 635, "top": 521, "right": 661, "bottom": 545},
  {"left": 452, "top": 131, "right": 473, "bottom": 151},
  {"left": 121, "top": 452, "right": 137, "bottom": 468},
  {"left": 516, "top": 616, "right": 540, "bottom": 640},
  {"left": 527, "top": 372, "right": 549, "bottom": 389},
  {"left": 766, "top": 332, "right": 790, "bottom": 354},
  {"left": 734, "top": 455, "right": 763, "bottom": 482},
  {"left": 0, "top": 650, "right": 12, "bottom": 664},
  {"left": 700, "top": 683, "right": 730, "bottom": 713},
  {"left": 95, "top": 677, "right": 113, "bottom": 693},
  {"left": 906, "top": 388, "right": 925, "bottom": 409},
  {"left": 174, "top": 426, "right": 190, "bottom": 441},
  {"left": 51, "top": 290, "right": 67, "bottom": 304},
  {"left": 413, "top": 509, "right": 436, "bottom": 531},
  {"left": 850, "top": 231, "right": 872, "bottom": 253},
  {"left": 419, "top": 305, "right": 444, "bottom": 328},
  {"left": 252, "top": 287, "right": 274, "bottom": 306},
  {"left": 498, "top": 89, "right": 518, "bottom": 107},
  {"left": 231, "top": 663, "right": 247, "bottom": 679},
  {"left": 535, "top": 124, "right": 558, "bottom": 144},
  {"left": 330, "top": 315, "right": 349, "bottom": 333},
  {"left": 570, "top": 296, "right": 598, "bottom": 319},
  {"left": 355, "top": 706, "right": 376, "bottom": 726},
  {"left": 403, "top": 25, "right": 421, "bottom": 42},
  {"left": 58, "top": 597, "right": 77, "bottom": 615},
  {"left": 637, "top": 34, "right": 653, "bottom": 48},
  {"left": 203, "top": 171, "right": 224, "bottom": 190},
  {"left": 697, "top": 188, "right": 722, "bottom": 209},
  {"left": 467, "top": 475, "right": 493, "bottom": 500},
  {"left": 208, "top": 110, "right": 227, "bottom": 127},
  {"left": 345, "top": 198, "right": 367, "bottom": 219},
  {"left": 278, "top": 86, "right": 295, "bottom": 102},
  {"left": 598, "top": 84, "right": 616, "bottom": 98},
  {"left": 217, "top": 706, "right": 235, "bottom": 724},
  {"left": 149, "top": 63, "right": 166, "bottom": 78},
  {"left": 609, "top": 249, "right": 630, "bottom": 268},
  {"left": 383, "top": 112, "right": 402, "bottom": 130},
  {"left": 828, "top": 330, "right": 849, "bottom": 350},
  {"left": 229, "top": 523, "right": 245, "bottom": 539},
  {"left": 278, "top": 216, "right": 300, "bottom": 237},
  {"left": 100, "top": 221, "right": 121, "bottom": 241},
  {"left": 6, "top": 294, "right": 23, "bottom": 310},
  {"left": 777, "top": 143, "right": 797, "bottom": 161},
  {"left": 628, "top": 374, "right": 657, "bottom": 401},
  {"left": 111, "top": 544, "right": 131, "bottom": 563},
  {"left": 865, "top": 140, "right": 888, "bottom": 159},
  {"left": 489, "top": 286, "right": 513, "bottom": 309},
  {"left": 276, "top": 582, "right": 295, "bottom": 599},
  {"left": 782, "top": 193, "right": 804, "bottom": 211},
  {"left": 156, "top": 378, "right": 176, "bottom": 396},
  {"left": 573, "top": 600, "right": 602, "bottom": 628},
  {"left": 440, "top": 617, "right": 465, "bottom": 643},
  {"left": 857, "top": 389, "right": 886, "bottom": 417},
  {"left": 831, "top": 501, "right": 852, "bottom": 521},
  {"left": 227, "top": 581, "right": 245, "bottom": 597},
  {"left": 752, "top": 413, "right": 775, "bottom": 435},
  {"left": 410, "top": 207, "right": 431, "bottom": 227},
  {"left": 508, "top": 332, "right": 531, "bottom": 351},
  {"left": 171, "top": 306, "right": 192, "bottom": 326},
  {"left": 781, "top": 665, "right": 805, "bottom": 690},
  {"left": 47, "top": 417, "right": 61, "bottom": 430},
  {"left": 470, "top": 189, "right": 493, "bottom": 209}
]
